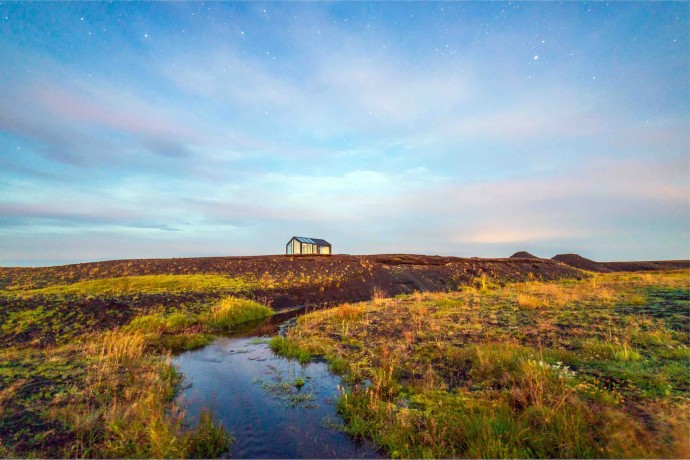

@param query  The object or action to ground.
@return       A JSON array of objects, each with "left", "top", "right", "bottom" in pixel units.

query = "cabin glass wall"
[
  {"left": 320, "top": 246, "right": 330, "bottom": 255},
  {"left": 292, "top": 239, "right": 300, "bottom": 254}
]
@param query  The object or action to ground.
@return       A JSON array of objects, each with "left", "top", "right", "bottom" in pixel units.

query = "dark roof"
[{"left": 290, "top": 236, "right": 331, "bottom": 246}]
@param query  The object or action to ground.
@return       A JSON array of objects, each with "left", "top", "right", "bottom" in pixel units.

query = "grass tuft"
[
  {"left": 269, "top": 336, "right": 312, "bottom": 364},
  {"left": 207, "top": 297, "right": 273, "bottom": 330}
]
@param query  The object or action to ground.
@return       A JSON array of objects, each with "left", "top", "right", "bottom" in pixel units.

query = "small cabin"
[{"left": 286, "top": 236, "right": 332, "bottom": 255}]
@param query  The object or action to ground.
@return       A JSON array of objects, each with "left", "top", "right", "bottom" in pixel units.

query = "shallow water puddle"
[{"left": 173, "top": 311, "right": 381, "bottom": 459}]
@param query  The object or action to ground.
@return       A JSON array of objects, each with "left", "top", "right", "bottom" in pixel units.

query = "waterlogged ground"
[{"left": 173, "top": 311, "right": 381, "bottom": 459}]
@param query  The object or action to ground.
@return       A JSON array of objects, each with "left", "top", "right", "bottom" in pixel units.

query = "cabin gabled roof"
[{"left": 291, "top": 236, "right": 331, "bottom": 246}]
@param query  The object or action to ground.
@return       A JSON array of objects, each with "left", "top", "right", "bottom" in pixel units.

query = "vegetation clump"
[
  {"left": 207, "top": 297, "right": 274, "bottom": 330},
  {"left": 273, "top": 271, "right": 690, "bottom": 458},
  {"left": 120, "top": 296, "right": 273, "bottom": 352},
  {"left": 269, "top": 336, "right": 312, "bottom": 364}
]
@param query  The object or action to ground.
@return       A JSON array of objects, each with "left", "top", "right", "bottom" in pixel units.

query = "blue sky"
[{"left": 0, "top": 2, "right": 688, "bottom": 266}]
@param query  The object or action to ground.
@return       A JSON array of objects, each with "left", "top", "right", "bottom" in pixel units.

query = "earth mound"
[
  {"left": 509, "top": 251, "right": 540, "bottom": 259},
  {"left": 552, "top": 253, "right": 610, "bottom": 272}
]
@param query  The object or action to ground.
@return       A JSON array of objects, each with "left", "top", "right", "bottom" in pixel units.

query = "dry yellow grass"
[
  {"left": 333, "top": 303, "right": 365, "bottom": 321},
  {"left": 508, "top": 277, "right": 616, "bottom": 309},
  {"left": 63, "top": 332, "right": 229, "bottom": 458},
  {"left": 516, "top": 294, "right": 542, "bottom": 309},
  {"left": 98, "top": 330, "right": 146, "bottom": 369}
]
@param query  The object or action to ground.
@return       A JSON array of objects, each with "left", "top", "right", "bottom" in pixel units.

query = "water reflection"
[{"left": 173, "top": 309, "right": 382, "bottom": 459}]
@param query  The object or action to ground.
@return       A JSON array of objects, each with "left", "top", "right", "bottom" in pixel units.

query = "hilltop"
[
  {"left": 1, "top": 254, "right": 582, "bottom": 310},
  {"left": 3, "top": 253, "right": 687, "bottom": 310},
  {"left": 509, "top": 251, "right": 541, "bottom": 259},
  {"left": 552, "top": 253, "right": 603, "bottom": 271}
]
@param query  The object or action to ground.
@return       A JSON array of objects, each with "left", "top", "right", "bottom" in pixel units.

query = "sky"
[{"left": 0, "top": 1, "right": 688, "bottom": 266}]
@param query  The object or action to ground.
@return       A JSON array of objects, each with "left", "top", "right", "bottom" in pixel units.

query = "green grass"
[
  {"left": 124, "top": 297, "right": 274, "bottom": 351},
  {"left": 273, "top": 271, "right": 690, "bottom": 458},
  {"left": 1, "top": 274, "right": 257, "bottom": 298},
  {"left": 150, "top": 333, "right": 216, "bottom": 353},
  {"left": 126, "top": 312, "right": 197, "bottom": 334},
  {"left": 3, "top": 267, "right": 687, "bottom": 458},
  {"left": 253, "top": 366, "right": 317, "bottom": 408},
  {"left": 269, "top": 336, "right": 313, "bottom": 364},
  {"left": 1, "top": 307, "right": 55, "bottom": 334}
]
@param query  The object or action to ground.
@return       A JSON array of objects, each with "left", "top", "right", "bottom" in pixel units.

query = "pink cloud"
[{"left": 34, "top": 80, "right": 197, "bottom": 141}]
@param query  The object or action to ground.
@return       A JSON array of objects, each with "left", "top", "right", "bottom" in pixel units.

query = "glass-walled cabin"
[{"left": 286, "top": 237, "right": 331, "bottom": 255}]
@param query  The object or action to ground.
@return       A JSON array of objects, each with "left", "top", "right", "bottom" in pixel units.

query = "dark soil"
[
  {"left": 601, "top": 260, "right": 690, "bottom": 272},
  {"left": 552, "top": 254, "right": 688, "bottom": 273}
]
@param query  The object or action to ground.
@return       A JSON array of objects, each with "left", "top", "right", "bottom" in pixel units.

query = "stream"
[{"left": 172, "top": 308, "right": 382, "bottom": 459}]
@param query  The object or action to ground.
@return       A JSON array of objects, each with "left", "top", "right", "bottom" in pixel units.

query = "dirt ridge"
[{"left": 552, "top": 253, "right": 688, "bottom": 273}]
